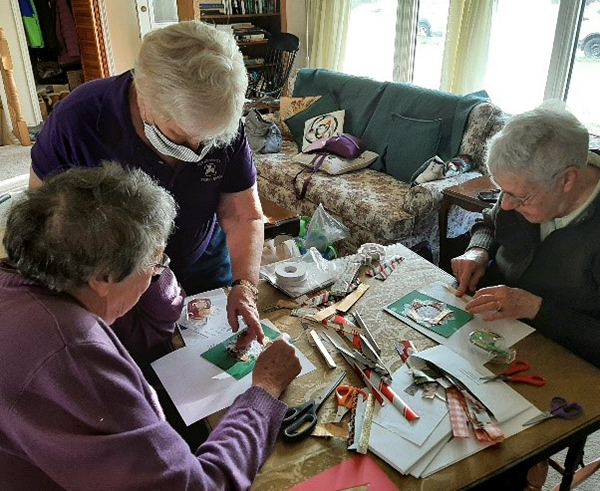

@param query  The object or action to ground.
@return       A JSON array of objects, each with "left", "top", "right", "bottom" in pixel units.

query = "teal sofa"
[{"left": 255, "top": 69, "right": 505, "bottom": 261}]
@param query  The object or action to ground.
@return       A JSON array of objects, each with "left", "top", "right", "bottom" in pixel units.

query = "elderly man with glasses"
[
  {"left": 0, "top": 163, "right": 301, "bottom": 491},
  {"left": 451, "top": 103, "right": 600, "bottom": 369}
]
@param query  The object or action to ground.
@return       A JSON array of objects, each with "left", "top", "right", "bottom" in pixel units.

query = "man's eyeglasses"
[
  {"left": 149, "top": 253, "right": 170, "bottom": 281},
  {"left": 502, "top": 191, "right": 534, "bottom": 208}
]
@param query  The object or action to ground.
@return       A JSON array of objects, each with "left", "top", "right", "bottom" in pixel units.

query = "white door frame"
[{"left": 7, "top": 0, "right": 42, "bottom": 125}]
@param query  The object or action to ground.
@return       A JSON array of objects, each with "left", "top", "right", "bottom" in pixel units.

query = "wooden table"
[
  {"left": 439, "top": 176, "right": 496, "bottom": 270},
  {"left": 239, "top": 243, "right": 600, "bottom": 491}
]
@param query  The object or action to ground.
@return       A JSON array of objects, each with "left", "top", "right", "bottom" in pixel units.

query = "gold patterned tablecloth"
[{"left": 207, "top": 243, "right": 600, "bottom": 491}]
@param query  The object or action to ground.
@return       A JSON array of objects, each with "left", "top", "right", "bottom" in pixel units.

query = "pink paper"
[{"left": 289, "top": 455, "right": 399, "bottom": 491}]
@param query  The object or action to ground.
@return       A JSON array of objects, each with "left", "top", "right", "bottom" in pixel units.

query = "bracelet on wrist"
[{"left": 232, "top": 279, "right": 259, "bottom": 300}]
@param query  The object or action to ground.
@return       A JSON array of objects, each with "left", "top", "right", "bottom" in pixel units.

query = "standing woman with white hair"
[
  {"left": 451, "top": 104, "right": 600, "bottom": 369},
  {"left": 28, "top": 21, "right": 265, "bottom": 351}
]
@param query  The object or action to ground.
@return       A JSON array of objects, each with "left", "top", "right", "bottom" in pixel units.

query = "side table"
[
  {"left": 439, "top": 176, "right": 496, "bottom": 270},
  {"left": 261, "top": 197, "right": 301, "bottom": 240}
]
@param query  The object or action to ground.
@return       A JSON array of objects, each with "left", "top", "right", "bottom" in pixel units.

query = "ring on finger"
[{"left": 495, "top": 301, "right": 502, "bottom": 312}]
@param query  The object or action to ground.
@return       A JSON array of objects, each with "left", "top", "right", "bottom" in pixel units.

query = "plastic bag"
[
  {"left": 301, "top": 203, "right": 349, "bottom": 253},
  {"left": 244, "top": 109, "right": 282, "bottom": 154}
]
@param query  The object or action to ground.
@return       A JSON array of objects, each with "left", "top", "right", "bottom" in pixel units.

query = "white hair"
[
  {"left": 134, "top": 21, "right": 248, "bottom": 146},
  {"left": 487, "top": 103, "right": 589, "bottom": 183}
]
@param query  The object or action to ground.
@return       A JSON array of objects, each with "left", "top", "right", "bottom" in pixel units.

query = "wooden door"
[{"left": 70, "top": 0, "right": 109, "bottom": 81}]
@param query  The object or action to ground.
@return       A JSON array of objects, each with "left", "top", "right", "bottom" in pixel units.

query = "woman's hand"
[
  {"left": 253, "top": 339, "right": 301, "bottom": 399},
  {"left": 466, "top": 285, "right": 542, "bottom": 321},
  {"left": 227, "top": 284, "right": 264, "bottom": 348},
  {"left": 451, "top": 247, "right": 489, "bottom": 296}
]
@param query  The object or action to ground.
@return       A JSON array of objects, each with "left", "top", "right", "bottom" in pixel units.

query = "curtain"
[
  {"left": 306, "top": 0, "right": 351, "bottom": 71},
  {"left": 392, "top": 0, "right": 419, "bottom": 83},
  {"left": 440, "top": 0, "right": 495, "bottom": 94}
]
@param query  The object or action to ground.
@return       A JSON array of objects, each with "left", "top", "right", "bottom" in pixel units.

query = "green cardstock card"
[
  {"left": 201, "top": 323, "right": 280, "bottom": 380},
  {"left": 385, "top": 290, "right": 473, "bottom": 338}
]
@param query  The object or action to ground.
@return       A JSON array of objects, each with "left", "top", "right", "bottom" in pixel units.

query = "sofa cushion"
[
  {"left": 279, "top": 96, "right": 321, "bottom": 139},
  {"left": 291, "top": 69, "right": 387, "bottom": 139},
  {"left": 254, "top": 141, "right": 416, "bottom": 245},
  {"left": 362, "top": 82, "right": 489, "bottom": 173},
  {"left": 285, "top": 91, "right": 339, "bottom": 150},
  {"left": 386, "top": 114, "right": 442, "bottom": 182},
  {"left": 302, "top": 109, "right": 345, "bottom": 151}
]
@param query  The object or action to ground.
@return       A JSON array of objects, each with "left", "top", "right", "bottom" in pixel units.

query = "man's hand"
[
  {"left": 227, "top": 284, "right": 264, "bottom": 349},
  {"left": 465, "top": 285, "right": 542, "bottom": 321},
  {"left": 451, "top": 247, "right": 490, "bottom": 296},
  {"left": 253, "top": 339, "right": 301, "bottom": 399}
]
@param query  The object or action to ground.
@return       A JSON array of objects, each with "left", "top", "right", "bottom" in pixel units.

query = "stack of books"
[
  {"left": 228, "top": 23, "right": 270, "bottom": 42},
  {"left": 199, "top": 0, "right": 278, "bottom": 15},
  {"left": 198, "top": 2, "right": 226, "bottom": 15},
  {"left": 243, "top": 56, "right": 265, "bottom": 67}
]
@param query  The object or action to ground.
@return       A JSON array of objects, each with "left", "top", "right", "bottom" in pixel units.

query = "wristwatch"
[{"left": 231, "top": 279, "right": 259, "bottom": 300}]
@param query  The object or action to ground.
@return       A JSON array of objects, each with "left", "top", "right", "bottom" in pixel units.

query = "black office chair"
[{"left": 246, "top": 32, "right": 300, "bottom": 99}]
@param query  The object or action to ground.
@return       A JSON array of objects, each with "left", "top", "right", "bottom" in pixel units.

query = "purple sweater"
[{"left": 0, "top": 264, "right": 287, "bottom": 491}]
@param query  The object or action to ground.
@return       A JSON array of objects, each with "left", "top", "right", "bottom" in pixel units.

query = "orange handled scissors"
[
  {"left": 481, "top": 359, "right": 547, "bottom": 387},
  {"left": 333, "top": 385, "right": 368, "bottom": 423}
]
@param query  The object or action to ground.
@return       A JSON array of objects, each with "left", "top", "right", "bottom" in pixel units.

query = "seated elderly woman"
[
  {"left": 0, "top": 163, "right": 301, "bottom": 490},
  {"left": 452, "top": 104, "right": 600, "bottom": 369}
]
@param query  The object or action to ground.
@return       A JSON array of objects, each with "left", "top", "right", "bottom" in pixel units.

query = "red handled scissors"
[
  {"left": 333, "top": 385, "right": 368, "bottom": 423},
  {"left": 480, "top": 359, "right": 547, "bottom": 387},
  {"left": 523, "top": 397, "right": 583, "bottom": 426}
]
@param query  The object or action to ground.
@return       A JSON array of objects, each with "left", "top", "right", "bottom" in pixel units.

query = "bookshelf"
[{"left": 177, "top": 1, "right": 287, "bottom": 78}]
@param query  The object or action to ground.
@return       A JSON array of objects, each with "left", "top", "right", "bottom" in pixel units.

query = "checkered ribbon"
[
  {"left": 462, "top": 391, "right": 505, "bottom": 444},
  {"left": 446, "top": 388, "right": 470, "bottom": 438}
]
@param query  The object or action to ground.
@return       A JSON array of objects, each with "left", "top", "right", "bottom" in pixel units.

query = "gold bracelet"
[{"left": 231, "top": 279, "right": 259, "bottom": 300}]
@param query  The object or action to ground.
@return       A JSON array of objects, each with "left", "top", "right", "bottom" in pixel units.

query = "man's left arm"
[{"left": 218, "top": 184, "right": 265, "bottom": 344}]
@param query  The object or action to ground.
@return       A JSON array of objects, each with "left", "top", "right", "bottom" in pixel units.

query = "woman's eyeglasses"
[{"left": 149, "top": 253, "right": 171, "bottom": 281}]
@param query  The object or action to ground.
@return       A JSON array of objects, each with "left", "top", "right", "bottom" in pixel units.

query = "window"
[
  {"left": 566, "top": 1, "right": 600, "bottom": 134},
  {"left": 413, "top": 0, "right": 450, "bottom": 89},
  {"left": 342, "top": 0, "right": 599, "bottom": 135},
  {"left": 484, "top": 0, "right": 561, "bottom": 114},
  {"left": 343, "top": 0, "right": 397, "bottom": 82}
]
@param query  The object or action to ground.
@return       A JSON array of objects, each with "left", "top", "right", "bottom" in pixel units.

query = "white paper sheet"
[
  {"left": 410, "top": 345, "right": 533, "bottom": 423},
  {"left": 372, "top": 365, "right": 448, "bottom": 446},
  {"left": 151, "top": 320, "right": 316, "bottom": 426},
  {"left": 384, "top": 281, "right": 535, "bottom": 367},
  {"left": 366, "top": 346, "right": 543, "bottom": 477},
  {"left": 368, "top": 410, "right": 453, "bottom": 474},
  {"left": 177, "top": 289, "right": 231, "bottom": 345},
  {"left": 411, "top": 405, "right": 543, "bottom": 478}
]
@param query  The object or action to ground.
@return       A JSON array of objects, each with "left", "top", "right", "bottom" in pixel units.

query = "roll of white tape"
[{"left": 275, "top": 263, "right": 307, "bottom": 286}]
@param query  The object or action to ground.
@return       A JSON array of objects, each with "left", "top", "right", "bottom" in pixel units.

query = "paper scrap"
[{"left": 288, "top": 455, "right": 398, "bottom": 491}]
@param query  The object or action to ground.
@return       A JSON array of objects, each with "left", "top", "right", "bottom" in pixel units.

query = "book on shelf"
[
  {"left": 243, "top": 57, "right": 265, "bottom": 66},
  {"left": 199, "top": 0, "right": 279, "bottom": 15}
]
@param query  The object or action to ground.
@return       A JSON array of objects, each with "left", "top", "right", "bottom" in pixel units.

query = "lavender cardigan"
[{"left": 0, "top": 263, "right": 286, "bottom": 490}]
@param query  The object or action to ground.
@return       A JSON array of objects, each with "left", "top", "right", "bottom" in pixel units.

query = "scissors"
[
  {"left": 480, "top": 359, "right": 547, "bottom": 387},
  {"left": 281, "top": 372, "right": 346, "bottom": 440},
  {"left": 333, "top": 385, "right": 368, "bottom": 423},
  {"left": 523, "top": 397, "right": 584, "bottom": 426}
]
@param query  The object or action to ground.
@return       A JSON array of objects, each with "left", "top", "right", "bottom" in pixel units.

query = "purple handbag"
[{"left": 294, "top": 133, "right": 366, "bottom": 199}]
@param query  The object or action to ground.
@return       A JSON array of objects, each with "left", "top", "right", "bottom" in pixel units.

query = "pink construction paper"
[{"left": 289, "top": 455, "right": 399, "bottom": 491}]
